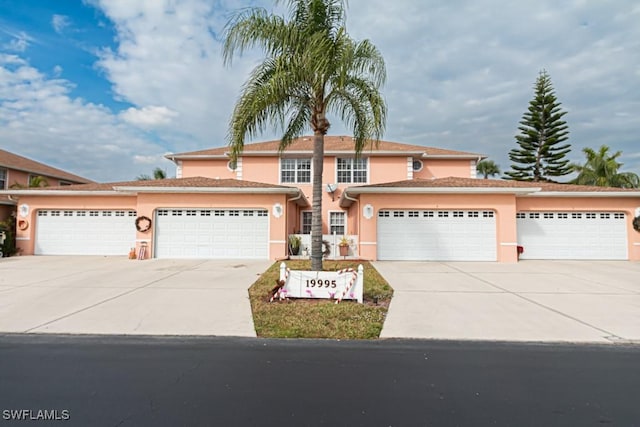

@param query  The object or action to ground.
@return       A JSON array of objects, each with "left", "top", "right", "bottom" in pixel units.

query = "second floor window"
[
  {"left": 337, "top": 158, "right": 368, "bottom": 183},
  {"left": 0, "top": 168, "right": 6, "bottom": 189},
  {"left": 281, "top": 158, "right": 311, "bottom": 183}
]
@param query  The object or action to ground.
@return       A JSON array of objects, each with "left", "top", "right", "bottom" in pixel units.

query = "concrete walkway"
[
  {"left": 0, "top": 256, "right": 270, "bottom": 337},
  {"left": 374, "top": 260, "right": 640, "bottom": 343}
]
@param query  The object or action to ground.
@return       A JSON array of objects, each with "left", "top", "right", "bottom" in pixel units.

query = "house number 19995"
[{"left": 306, "top": 279, "right": 337, "bottom": 288}]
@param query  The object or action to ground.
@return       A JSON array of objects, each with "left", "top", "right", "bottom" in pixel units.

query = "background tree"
[
  {"left": 476, "top": 159, "right": 500, "bottom": 179},
  {"left": 137, "top": 167, "right": 167, "bottom": 181},
  {"left": 571, "top": 145, "right": 639, "bottom": 188},
  {"left": 505, "top": 70, "right": 571, "bottom": 181},
  {"left": 223, "top": 0, "right": 387, "bottom": 271},
  {"left": 9, "top": 175, "right": 49, "bottom": 189}
]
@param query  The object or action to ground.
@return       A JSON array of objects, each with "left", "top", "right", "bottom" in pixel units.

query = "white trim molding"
[
  {"left": 500, "top": 242, "right": 518, "bottom": 246},
  {"left": 359, "top": 241, "right": 377, "bottom": 246}
]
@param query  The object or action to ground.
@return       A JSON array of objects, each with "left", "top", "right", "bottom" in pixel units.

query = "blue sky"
[{"left": 0, "top": 0, "right": 638, "bottom": 182}]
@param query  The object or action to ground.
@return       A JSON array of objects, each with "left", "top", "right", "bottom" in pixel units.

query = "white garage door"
[
  {"left": 154, "top": 209, "right": 269, "bottom": 259},
  {"left": 35, "top": 210, "right": 137, "bottom": 255},
  {"left": 377, "top": 210, "right": 497, "bottom": 261},
  {"left": 516, "top": 211, "right": 628, "bottom": 260}
]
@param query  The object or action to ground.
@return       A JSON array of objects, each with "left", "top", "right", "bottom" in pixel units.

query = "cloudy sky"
[{"left": 0, "top": 0, "right": 638, "bottom": 182}]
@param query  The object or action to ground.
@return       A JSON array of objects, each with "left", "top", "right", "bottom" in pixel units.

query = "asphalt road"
[{"left": 0, "top": 335, "right": 638, "bottom": 427}]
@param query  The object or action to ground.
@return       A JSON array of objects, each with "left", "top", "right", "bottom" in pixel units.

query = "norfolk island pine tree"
[
  {"left": 505, "top": 70, "right": 571, "bottom": 182},
  {"left": 223, "top": 0, "right": 387, "bottom": 271}
]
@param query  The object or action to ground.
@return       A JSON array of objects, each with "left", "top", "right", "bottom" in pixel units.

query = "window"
[
  {"left": 412, "top": 159, "right": 423, "bottom": 172},
  {"left": 281, "top": 158, "right": 311, "bottom": 183},
  {"left": 337, "top": 158, "right": 367, "bottom": 183},
  {"left": 329, "top": 212, "right": 345, "bottom": 235},
  {"left": 301, "top": 211, "right": 312, "bottom": 234},
  {"left": 0, "top": 168, "right": 7, "bottom": 189}
]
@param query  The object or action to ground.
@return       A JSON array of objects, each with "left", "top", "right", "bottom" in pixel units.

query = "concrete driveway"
[
  {"left": 0, "top": 256, "right": 270, "bottom": 336},
  {"left": 374, "top": 260, "right": 640, "bottom": 344}
]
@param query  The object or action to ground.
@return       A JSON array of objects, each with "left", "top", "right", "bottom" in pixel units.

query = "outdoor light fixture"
[{"left": 326, "top": 183, "right": 338, "bottom": 201}]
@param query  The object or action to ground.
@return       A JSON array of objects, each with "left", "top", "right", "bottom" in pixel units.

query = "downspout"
[{"left": 342, "top": 190, "right": 360, "bottom": 257}]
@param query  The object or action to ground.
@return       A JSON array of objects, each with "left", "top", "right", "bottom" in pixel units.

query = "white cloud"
[
  {"left": 52, "top": 14, "right": 71, "bottom": 34},
  {"left": 119, "top": 105, "right": 178, "bottom": 127},
  {"left": 2, "top": 31, "right": 31, "bottom": 52},
  {"left": 0, "top": 54, "right": 172, "bottom": 182}
]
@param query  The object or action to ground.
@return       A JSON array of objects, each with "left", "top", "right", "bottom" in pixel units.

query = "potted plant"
[
  {"left": 288, "top": 234, "right": 302, "bottom": 256},
  {"left": 338, "top": 236, "right": 350, "bottom": 257}
]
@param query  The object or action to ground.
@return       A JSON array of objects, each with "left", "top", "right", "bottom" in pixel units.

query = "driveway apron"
[
  {"left": 0, "top": 256, "right": 270, "bottom": 337},
  {"left": 374, "top": 260, "right": 640, "bottom": 343}
]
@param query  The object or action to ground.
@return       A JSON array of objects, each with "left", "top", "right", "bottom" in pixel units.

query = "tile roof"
[
  {"left": 168, "top": 136, "right": 483, "bottom": 158},
  {"left": 353, "top": 177, "right": 640, "bottom": 193},
  {"left": 5, "top": 177, "right": 297, "bottom": 192},
  {"left": 0, "top": 149, "right": 92, "bottom": 184},
  {"left": 0, "top": 195, "right": 14, "bottom": 206}
]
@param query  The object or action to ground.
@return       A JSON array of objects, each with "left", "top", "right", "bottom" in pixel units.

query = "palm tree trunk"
[{"left": 311, "top": 132, "right": 325, "bottom": 271}]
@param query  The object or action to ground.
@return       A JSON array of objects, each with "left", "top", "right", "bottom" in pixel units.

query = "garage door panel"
[
  {"left": 517, "top": 211, "right": 627, "bottom": 260},
  {"left": 35, "top": 210, "right": 136, "bottom": 255},
  {"left": 377, "top": 210, "right": 497, "bottom": 261},
  {"left": 155, "top": 208, "right": 268, "bottom": 259}
]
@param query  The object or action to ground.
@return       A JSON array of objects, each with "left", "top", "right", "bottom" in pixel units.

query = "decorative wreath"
[
  {"left": 135, "top": 216, "right": 152, "bottom": 233},
  {"left": 322, "top": 240, "right": 331, "bottom": 258},
  {"left": 633, "top": 216, "right": 640, "bottom": 232}
]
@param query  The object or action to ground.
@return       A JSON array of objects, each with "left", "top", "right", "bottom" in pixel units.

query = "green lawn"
[{"left": 248, "top": 260, "right": 394, "bottom": 339}]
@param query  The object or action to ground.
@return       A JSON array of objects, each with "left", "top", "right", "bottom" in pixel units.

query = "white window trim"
[
  {"left": 335, "top": 157, "right": 369, "bottom": 184},
  {"left": 300, "top": 210, "right": 313, "bottom": 234},
  {"left": 0, "top": 168, "right": 7, "bottom": 190},
  {"left": 279, "top": 158, "right": 312, "bottom": 184},
  {"left": 328, "top": 210, "right": 347, "bottom": 235}
]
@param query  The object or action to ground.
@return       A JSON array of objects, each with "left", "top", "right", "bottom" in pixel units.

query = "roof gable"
[{"left": 0, "top": 149, "right": 92, "bottom": 184}]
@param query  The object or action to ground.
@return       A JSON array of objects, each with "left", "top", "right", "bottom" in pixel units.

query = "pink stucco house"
[{"left": 2, "top": 136, "right": 640, "bottom": 262}]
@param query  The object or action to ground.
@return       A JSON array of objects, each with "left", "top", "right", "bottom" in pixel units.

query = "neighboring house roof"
[
  {"left": 340, "top": 177, "right": 640, "bottom": 207},
  {"left": 0, "top": 195, "right": 14, "bottom": 206},
  {"left": 166, "top": 136, "right": 484, "bottom": 160},
  {"left": 1, "top": 177, "right": 309, "bottom": 206},
  {"left": 0, "top": 149, "right": 93, "bottom": 184}
]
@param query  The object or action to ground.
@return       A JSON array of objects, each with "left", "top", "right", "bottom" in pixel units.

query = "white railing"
[{"left": 290, "top": 234, "right": 358, "bottom": 259}]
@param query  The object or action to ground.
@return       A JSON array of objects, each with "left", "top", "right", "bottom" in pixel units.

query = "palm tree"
[
  {"left": 223, "top": 0, "right": 387, "bottom": 270},
  {"left": 571, "top": 145, "right": 639, "bottom": 188},
  {"left": 137, "top": 167, "right": 167, "bottom": 181},
  {"left": 9, "top": 175, "right": 49, "bottom": 189},
  {"left": 476, "top": 159, "right": 500, "bottom": 179}
]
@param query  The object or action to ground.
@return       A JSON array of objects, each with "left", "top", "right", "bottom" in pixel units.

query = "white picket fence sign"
[{"left": 278, "top": 262, "right": 364, "bottom": 303}]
